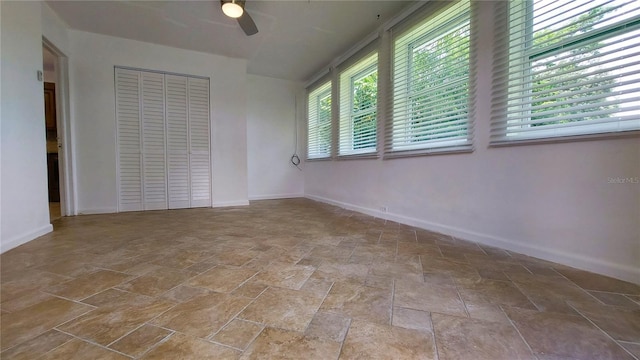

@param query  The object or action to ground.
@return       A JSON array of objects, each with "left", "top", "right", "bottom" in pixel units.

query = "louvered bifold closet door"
[
  {"left": 116, "top": 69, "right": 144, "bottom": 212},
  {"left": 140, "top": 72, "right": 168, "bottom": 210},
  {"left": 165, "top": 75, "right": 191, "bottom": 209},
  {"left": 187, "top": 78, "right": 211, "bottom": 208}
]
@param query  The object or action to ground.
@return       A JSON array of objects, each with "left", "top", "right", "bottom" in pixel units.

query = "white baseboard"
[
  {"left": 77, "top": 208, "right": 118, "bottom": 215},
  {"left": 306, "top": 194, "right": 640, "bottom": 285},
  {"left": 248, "top": 193, "right": 304, "bottom": 201},
  {"left": 212, "top": 200, "right": 250, "bottom": 208},
  {"left": 0, "top": 224, "right": 53, "bottom": 254}
]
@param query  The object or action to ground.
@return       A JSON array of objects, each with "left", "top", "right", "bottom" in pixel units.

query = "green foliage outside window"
[
  {"left": 409, "top": 24, "right": 470, "bottom": 142},
  {"left": 529, "top": 7, "right": 617, "bottom": 126},
  {"left": 351, "top": 71, "right": 378, "bottom": 149}
]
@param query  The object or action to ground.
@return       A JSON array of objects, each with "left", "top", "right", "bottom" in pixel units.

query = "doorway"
[
  {"left": 43, "top": 46, "right": 61, "bottom": 220},
  {"left": 42, "top": 40, "right": 74, "bottom": 220}
]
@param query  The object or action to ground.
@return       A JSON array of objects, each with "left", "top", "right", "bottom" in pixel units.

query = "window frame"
[
  {"left": 338, "top": 51, "right": 379, "bottom": 157},
  {"left": 306, "top": 80, "right": 333, "bottom": 160},
  {"left": 386, "top": 0, "right": 475, "bottom": 158},
  {"left": 492, "top": 0, "right": 640, "bottom": 144}
]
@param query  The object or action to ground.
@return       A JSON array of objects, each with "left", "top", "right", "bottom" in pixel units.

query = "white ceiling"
[{"left": 46, "top": 0, "right": 415, "bottom": 81}]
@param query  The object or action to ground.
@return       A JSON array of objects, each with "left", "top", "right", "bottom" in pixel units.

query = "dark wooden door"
[
  {"left": 44, "top": 82, "right": 56, "bottom": 130},
  {"left": 44, "top": 82, "right": 60, "bottom": 202}
]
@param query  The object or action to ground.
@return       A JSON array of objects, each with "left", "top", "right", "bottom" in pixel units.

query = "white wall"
[
  {"left": 246, "top": 75, "right": 304, "bottom": 200},
  {"left": 304, "top": 2, "right": 640, "bottom": 283},
  {"left": 68, "top": 30, "right": 249, "bottom": 213},
  {"left": 0, "top": 1, "right": 52, "bottom": 251}
]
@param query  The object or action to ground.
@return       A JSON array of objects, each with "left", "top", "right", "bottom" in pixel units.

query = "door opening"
[{"left": 43, "top": 46, "right": 61, "bottom": 221}]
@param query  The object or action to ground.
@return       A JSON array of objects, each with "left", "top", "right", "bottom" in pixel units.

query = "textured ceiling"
[{"left": 46, "top": 0, "right": 415, "bottom": 81}]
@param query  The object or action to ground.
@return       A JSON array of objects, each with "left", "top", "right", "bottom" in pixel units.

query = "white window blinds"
[
  {"left": 338, "top": 52, "right": 378, "bottom": 156},
  {"left": 492, "top": 0, "right": 640, "bottom": 144},
  {"left": 388, "top": 0, "right": 474, "bottom": 157},
  {"left": 307, "top": 81, "right": 332, "bottom": 159}
]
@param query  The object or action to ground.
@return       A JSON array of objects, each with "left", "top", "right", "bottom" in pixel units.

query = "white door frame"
[{"left": 43, "top": 38, "right": 76, "bottom": 216}]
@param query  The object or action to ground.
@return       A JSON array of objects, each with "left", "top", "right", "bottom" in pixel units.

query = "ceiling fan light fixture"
[{"left": 222, "top": 1, "right": 244, "bottom": 18}]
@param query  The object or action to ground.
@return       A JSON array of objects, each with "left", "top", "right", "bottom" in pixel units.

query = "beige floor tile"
[
  {"left": 509, "top": 273, "right": 598, "bottom": 314},
  {"left": 231, "top": 279, "right": 269, "bottom": 299},
  {"left": 150, "top": 249, "right": 216, "bottom": 269},
  {"left": 422, "top": 257, "right": 479, "bottom": 281},
  {"left": 369, "top": 261, "right": 423, "bottom": 282},
  {"left": 341, "top": 319, "right": 436, "bottom": 359},
  {"left": 45, "top": 269, "right": 133, "bottom": 300},
  {"left": 307, "top": 245, "right": 352, "bottom": 262},
  {"left": 207, "top": 248, "right": 259, "bottom": 267},
  {"left": 570, "top": 301, "right": 640, "bottom": 342},
  {"left": 2, "top": 199, "right": 638, "bottom": 359},
  {"left": 240, "top": 327, "right": 341, "bottom": 360},
  {"left": 152, "top": 292, "right": 251, "bottom": 338},
  {"left": 432, "top": 313, "right": 534, "bottom": 360},
  {"left": 140, "top": 333, "right": 240, "bottom": 360},
  {"left": 211, "top": 319, "right": 264, "bottom": 350},
  {"left": 39, "top": 338, "right": 130, "bottom": 360},
  {"left": 0, "top": 296, "right": 93, "bottom": 351},
  {"left": 109, "top": 324, "right": 172, "bottom": 357},
  {"left": 589, "top": 291, "right": 640, "bottom": 309},
  {"left": 116, "top": 266, "right": 196, "bottom": 297},
  {"left": 305, "top": 311, "right": 351, "bottom": 342},
  {"left": 57, "top": 296, "right": 174, "bottom": 346},
  {"left": 504, "top": 306, "right": 634, "bottom": 359},
  {"left": 422, "top": 270, "right": 458, "bottom": 287},
  {"left": 161, "top": 284, "right": 213, "bottom": 303},
  {"left": 300, "top": 275, "right": 334, "bottom": 297},
  {"left": 239, "top": 287, "right": 324, "bottom": 332},
  {"left": 392, "top": 307, "right": 432, "bottom": 332},
  {"left": 253, "top": 262, "right": 315, "bottom": 290},
  {"left": 394, "top": 279, "right": 467, "bottom": 317},
  {"left": 187, "top": 265, "right": 257, "bottom": 293},
  {"left": 320, "top": 279, "right": 392, "bottom": 325},
  {"left": 122, "top": 262, "right": 164, "bottom": 276},
  {"left": 80, "top": 288, "right": 157, "bottom": 308},
  {"left": 463, "top": 301, "right": 511, "bottom": 324},
  {"left": 457, "top": 278, "right": 537, "bottom": 310},
  {"left": 185, "top": 261, "right": 217, "bottom": 274},
  {"left": 37, "top": 260, "right": 97, "bottom": 278},
  {"left": 628, "top": 295, "right": 640, "bottom": 305},
  {"left": 397, "top": 242, "right": 441, "bottom": 258},
  {"left": 313, "top": 262, "right": 369, "bottom": 283},
  {"left": 1, "top": 289, "right": 54, "bottom": 313},
  {"left": 98, "top": 256, "right": 155, "bottom": 273},
  {"left": 556, "top": 268, "right": 640, "bottom": 295},
  {"left": 1, "top": 270, "right": 70, "bottom": 304},
  {"left": 0, "top": 330, "right": 72, "bottom": 360},
  {"left": 619, "top": 341, "right": 640, "bottom": 358}
]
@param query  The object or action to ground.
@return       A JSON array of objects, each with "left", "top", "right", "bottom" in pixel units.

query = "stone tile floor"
[{"left": 1, "top": 199, "right": 638, "bottom": 359}]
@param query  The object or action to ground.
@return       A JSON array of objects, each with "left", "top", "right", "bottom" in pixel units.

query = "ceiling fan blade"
[{"left": 237, "top": 11, "right": 258, "bottom": 36}]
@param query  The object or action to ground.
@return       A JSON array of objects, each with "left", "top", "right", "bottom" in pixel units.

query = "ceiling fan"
[{"left": 221, "top": 0, "right": 258, "bottom": 36}]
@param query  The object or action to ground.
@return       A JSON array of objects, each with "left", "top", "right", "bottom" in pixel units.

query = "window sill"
[
  {"left": 337, "top": 153, "right": 380, "bottom": 160},
  {"left": 383, "top": 145, "right": 473, "bottom": 159},
  {"left": 490, "top": 130, "right": 640, "bottom": 148},
  {"left": 305, "top": 156, "right": 332, "bottom": 162}
]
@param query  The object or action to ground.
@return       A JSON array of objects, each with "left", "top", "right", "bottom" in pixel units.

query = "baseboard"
[
  {"left": 306, "top": 194, "right": 640, "bottom": 285},
  {"left": 77, "top": 208, "right": 118, "bottom": 215},
  {"left": 0, "top": 224, "right": 53, "bottom": 254},
  {"left": 248, "top": 193, "right": 304, "bottom": 201},
  {"left": 212, "top": 200, "right": 250, "bottom": 208}
]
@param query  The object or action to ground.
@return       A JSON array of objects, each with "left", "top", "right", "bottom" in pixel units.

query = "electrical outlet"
[{"left": 380, "top": 206, "right": 388, "bottom": 213}]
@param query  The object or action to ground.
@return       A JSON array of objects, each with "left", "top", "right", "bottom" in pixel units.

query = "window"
[
  {"left": 389, "top": 0, "right": 473, "bottom": 156},
  {"left": 492, "top": 0, "right": 640, "bottom": 143},
  {"left": 339, "top": 52, "right": 378, "bottom": 156},
  {"left": 307, "top": 81, "right": 332, "bottom": 159}
]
